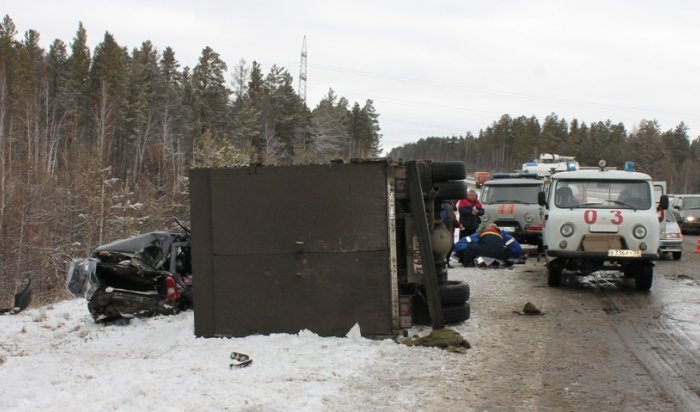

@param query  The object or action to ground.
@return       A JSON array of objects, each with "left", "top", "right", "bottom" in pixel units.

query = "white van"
[{"left": 538, "top": 161, "right": 669, "bottom": 291}]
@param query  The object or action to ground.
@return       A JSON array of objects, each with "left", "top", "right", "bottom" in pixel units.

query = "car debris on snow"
[
  {"left": 402, "top": 328, "right": 471, "bottom": 353},
  {"left": 514, "top": 301, "right": 543, "bottom": 316}
]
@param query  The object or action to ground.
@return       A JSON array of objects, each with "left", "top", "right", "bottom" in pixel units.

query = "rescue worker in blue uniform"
[{"left": 453, "top": 224, "right": 523, "bottom": 267}]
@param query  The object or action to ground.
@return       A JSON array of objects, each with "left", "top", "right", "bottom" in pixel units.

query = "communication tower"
[{"left": 298, "top": 36, "right": 307, "bottom": 103}]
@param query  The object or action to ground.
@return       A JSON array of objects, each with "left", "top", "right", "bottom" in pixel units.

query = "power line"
[{"left": 310, "top": 63, "right": 698, "bottom": 120}]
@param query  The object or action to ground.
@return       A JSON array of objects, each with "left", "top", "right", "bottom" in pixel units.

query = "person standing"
[
  {"left": 457, "top": 190, "right": 484, "bottom": 238},
  {"left": 440, "top": 200, "right": 463, "bottom": 267}
]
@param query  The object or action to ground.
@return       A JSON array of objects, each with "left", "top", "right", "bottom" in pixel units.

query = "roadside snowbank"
[{"left": 0, "top": 299, "right": 459, "bottom": 411}]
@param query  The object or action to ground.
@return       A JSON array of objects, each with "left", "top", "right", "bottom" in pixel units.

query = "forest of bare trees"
[
  {"left": 389, "top": 114, "right": 700, "bottom": 193},
  {"left": 0, "top": 15, "right": 381, "bottom": 305}
]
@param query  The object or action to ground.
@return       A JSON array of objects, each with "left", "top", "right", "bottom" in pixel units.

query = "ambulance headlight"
[
  {"left": 524, "top": 213, "right": 534, "bottom": 223},
  {"left": 481, "top": 213, "right": 490, "bottom": 223},
  {"left": 561, "top": 223, "right": 575, "bottom": 237},
  {"left": 633, "top": 224, "right": 647, "bottom": 239}
]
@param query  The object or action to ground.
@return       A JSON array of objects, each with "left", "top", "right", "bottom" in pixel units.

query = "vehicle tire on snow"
[
  {"left": 547, "top": 259, "right": 563, "bottom": 287},
  {"left": 442, "top": 301, "right": 470, "bottom": 324},
  {"left": 635, "top": 263, "right": 653, "bottom": 291},
  {"left": 434, "top": 181, "right": 468, "bottom": 200},
  {"left": 431, "top": 161, "right": 466, "bottom": 182},
  {"left": 439, "top": 280, "right": 470, "bottom": 304}
]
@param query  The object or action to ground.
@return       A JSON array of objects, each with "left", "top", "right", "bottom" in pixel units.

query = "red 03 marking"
[
  {"left": 610, "top": 210, "right": 623, "bottom": 224},
  {"left": 583, "top": 209, "right": 623, "bottom": 225},
  {"left": 584, "top": 210, "right": 597, "bottom": 224}
]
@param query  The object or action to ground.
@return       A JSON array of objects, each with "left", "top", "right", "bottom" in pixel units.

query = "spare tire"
[
  {"left": 442, "top": 301, "right": 471, "bottom": 324},
  {"left": 432, "top": 161, "right": 466, "bottom": 182},
  {"left": 439, "top": 280, "right": 470, "bottom": 304}
]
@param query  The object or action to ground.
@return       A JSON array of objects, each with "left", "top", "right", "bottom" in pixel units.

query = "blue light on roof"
[{"left": 624, "top": 161, "right": 636, "bottom": 172}]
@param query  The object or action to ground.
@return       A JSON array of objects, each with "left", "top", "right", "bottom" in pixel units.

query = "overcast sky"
[{"left": 5, "top": 0, "right": 700, "bottom": 152}]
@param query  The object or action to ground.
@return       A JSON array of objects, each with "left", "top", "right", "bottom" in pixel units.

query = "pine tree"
[
  {"left": 660, "top": 122, "right": 691, "bottom": 191},
  {"left": 540, "top": 113, "right": 569, "bottom": 154},
  {"left": 247, "top": 60, "right": 263, "bottom": 96},
  {"left": 192, "top": 46, "right": 230, "bottom": 138},
  {"left": 45, "top": 39, "right": 69, "bottom": 174},
  {"left": 159, "top": 46, "right": 186, "bottom": 194},
  {"left": 89, "top": 31, "right": 129, "bottom": 174},
  {"left": 310, "top": 88, "right": 349, "bottom": 162},
  {"left": 362, "top": 99, "right": 382, "bottom": 157},
  {"left": 125, "top": 41, "right": 164, "bottom": 184},
  {"left": 230, "top": 58, "right": 248, "bottom": 103},
  {"left": 627, "top": 120, "right": 663, "bottom": 175},
  {"left": 230, "top": 95, "right": 258, "bottom": 162},
  {"left": 264, "top": 65, "right": 309, "bottom": 163},
  {"left": 65, "top": 22, "right": 91, "bottom": 147},
  {"left": 347, "top": 102, "right": 364, "bottom": 159},
  {"left": 511, "top": 115, "right": 541, "bottom": 165}
]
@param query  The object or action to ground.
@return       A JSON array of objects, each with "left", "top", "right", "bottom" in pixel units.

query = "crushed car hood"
[{"left": 94, "top": 232, "right": 177, "bottom": 271}]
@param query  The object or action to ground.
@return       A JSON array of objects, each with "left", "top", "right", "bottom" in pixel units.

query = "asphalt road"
[{"left": 435, "top": 233, "right": 700, "bottom": 410}]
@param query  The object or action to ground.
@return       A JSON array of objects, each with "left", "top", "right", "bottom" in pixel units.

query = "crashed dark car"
[{"left": 66, "top": 220, "right": 192, "bottom": 322}]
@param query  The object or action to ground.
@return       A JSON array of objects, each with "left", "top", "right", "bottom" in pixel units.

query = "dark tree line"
[
  {"left": 389, "top": 114, "right": 700, "bottom": 193},
  {"left": 0, "top": 15, "right": 381, "bottom": 304}
]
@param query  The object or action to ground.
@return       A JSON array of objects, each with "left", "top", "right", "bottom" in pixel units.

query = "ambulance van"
[{"left": 538, "top": 160, "right": 668, "bottom": 291}]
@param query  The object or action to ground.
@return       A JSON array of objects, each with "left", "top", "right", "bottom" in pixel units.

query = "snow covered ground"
[
  {"left": 3, "top": 254, "right": 696, "bottom": 411},
  {"left": 0, "top": 298, "right": 464, "bottom": 411}
]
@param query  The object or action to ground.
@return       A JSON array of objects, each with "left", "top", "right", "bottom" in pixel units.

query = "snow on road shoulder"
[{"left": 0, "top": 299, "right": 457, "bottom": 411}]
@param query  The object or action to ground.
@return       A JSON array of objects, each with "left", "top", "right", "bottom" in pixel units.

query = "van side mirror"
[
  {"left": 659, "top": 195, "right": 669, "bottom": 210},
  {"left": 538, "top": 191, "right": 547, "bottom": 207}
]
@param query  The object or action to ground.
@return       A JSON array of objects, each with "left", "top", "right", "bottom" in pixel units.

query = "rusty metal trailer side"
[{"left": 190, "top": 162, "right": 398, "bottom": 337}]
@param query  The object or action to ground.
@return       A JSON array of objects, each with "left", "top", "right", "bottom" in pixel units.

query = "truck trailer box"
[{"left": 190, "top": 161, "right": 399, "bottom": 338}]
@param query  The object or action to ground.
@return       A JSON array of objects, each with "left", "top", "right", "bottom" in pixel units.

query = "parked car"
[
  {"left": 66, "top": 219, "right": 192, "bottom": 322},
  {"left": 478, "top": 173, "right": 544, "bottom": 250},
  {"left": 670, "top": 194, "right": 700, "bottom": 234},
  {"left": 659, "top": 208, "right": 682, "bottom": 260},
  {"left": 539, "top": 162, "right": 667, "bottom": 290}
]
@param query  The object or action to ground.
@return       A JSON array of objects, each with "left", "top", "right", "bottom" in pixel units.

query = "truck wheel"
[
  {"left": 442, "top": 301, "right": 470, "bottom": 324},
  {"left": 547, "top": 260, "right": 563, "bottom": 287},
  {"left": 439, "top": 281, "right": 470, "bottom": 304},
  {"left": 432, "top": 161, "right": 466, "bottom": 182},
  {"left": 434, "top": 181, "right": 468, "bottom": 200},
  {"left": 635, "top": 264, "right": 653, "bottom": 291},
  {"left": 672, "top": 252, "right": 682, "bottom": 261}
]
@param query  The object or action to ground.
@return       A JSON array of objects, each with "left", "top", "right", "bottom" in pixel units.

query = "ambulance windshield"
[{"left": 554, "top": 180, "right": 651, "bottom": 210}]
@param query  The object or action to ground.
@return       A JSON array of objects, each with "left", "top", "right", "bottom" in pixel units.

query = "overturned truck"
[{"left": 190, "top": 159, "right": 470, "bottom": 338}]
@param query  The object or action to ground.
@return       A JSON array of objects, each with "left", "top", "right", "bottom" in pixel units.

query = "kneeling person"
[{"left": 454, "top": 224, "right": 523, "bottom": 267}]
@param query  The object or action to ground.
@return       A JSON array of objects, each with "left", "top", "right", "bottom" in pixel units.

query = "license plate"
[
  {"left": 501, "top": 226, "right": 515, "bottom": 232},
  {"left": 608, "top": 249, "right": 641, "bottom": 257}
]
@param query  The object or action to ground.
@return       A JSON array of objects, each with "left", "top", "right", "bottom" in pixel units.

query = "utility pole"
[{"left": 298, "top": 35, "right": 307, "bottom": 103}]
